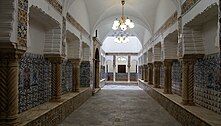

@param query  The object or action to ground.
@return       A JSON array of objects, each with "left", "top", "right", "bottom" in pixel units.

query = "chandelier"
[
  {"left": 114, "top": 35, "right": 129, "bottom": 43},
  {"left": 117, "top": 56, "right": 127, "bottom": 62},
  {"left": 112, "top": 0, "right": 135, "bottom": 31},
  {"left": 113, "top": 31, "right": 130, "bottom": 43}
]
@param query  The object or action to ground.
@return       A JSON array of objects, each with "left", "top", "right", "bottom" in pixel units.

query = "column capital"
[
  {"left": 163, "top": 59, "right": 174, "bottom": 67},
  {"left": 127, "top": 65, "right": 131, "bottom": 68},
  {"left": 0, "top": 43, "right": 26, "bottom": 62},
  {"left": 93, "top": 58, "right": 100, "bottom": 62},
  {"left": 143, "top": 64, "right": 148, "bottom": 68},
  {"left": 147, "top": 63, "right": 153, "bottom": 66},
  {"left": 69, "top": 58, "right": 81, "bottom": 65},
  {"left": 181, "top": 54, "right": 204, "bottom": 60},
  {"left": 44, "top": 54, "right": 64, "bottom": 64},
  {"left": 153, "top": 61, "right": 162, "bottom": 68}
]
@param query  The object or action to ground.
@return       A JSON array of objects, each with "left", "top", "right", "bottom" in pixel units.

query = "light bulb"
[
  {"left": 125, "top": 18, "right": 131, "bottom": 26},
  {"left": 114, "top": 20, "right": 120, "bottom": 26},
  {"left": 129, "top": 22, "right": 134, "bottom": 28},
  {"left": 120, "top": 24, "right": 127, "bottom": 31},
  {"left": 125, "top": 37, "right": 129, "bottom": 43},
  {"left": 120, "top": 37, "right": 124, "bottom": 42},
  {"left": 114, "top": 37, "right": 118, "bottom": 42},
  {"left": 112, "top": 25, "right": 118, "bottom": 30}
]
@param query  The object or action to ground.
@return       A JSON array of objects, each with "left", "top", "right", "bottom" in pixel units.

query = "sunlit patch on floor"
[{"left": 102, "top": 84, "right": 142, "bottom": 91}]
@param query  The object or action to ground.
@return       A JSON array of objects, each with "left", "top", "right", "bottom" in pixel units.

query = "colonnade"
[
  {"left": 139, "top": 55, "right": 200, "bottom": 105},
  {"left": 0, "top": 50, "right": 82, "bottom": 125},
  {"left": 112, "top": 55, "right": 132, "bottom": 82}
]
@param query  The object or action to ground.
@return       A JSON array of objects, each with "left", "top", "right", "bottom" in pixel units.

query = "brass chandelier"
[
  {"left": 112, "top": 0, "right": 134, "bottom": 43},
  {"left": 112, "top": 0, "right": 135, "bottom": 31}
]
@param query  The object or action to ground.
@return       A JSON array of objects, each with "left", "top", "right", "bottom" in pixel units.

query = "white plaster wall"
[
  {"left": 27, "top": 20, "right": 45, "bottom": 54},
  {"left": 147, "top": 49, "right": 153, "bottom": 63},
  {"left": 181, "top": 0, "right": 186, "bottom": 4},
  {"left": 182, "top": 0, "right": 218, "bottom": 27},
  {"left": 44, "top": 28, "right": 61, "bottom": 54},
  {"left": 29, "top": 0, "right": 62, "bottom": 24},
  {"left": 143, "top": 52, "right": 148, "bottom": 64},
  {"left": 67, "top": 41, "right": 75, "bottom": 59},
  {"left": 68, "top": 0, "right": 90, "bottom": 33},
  {"left": 202, "top": 18, "right": 219, "bottom": 55},
  {"left": 106, "top": 56, "right": 113, "bottom": 72},
  {"left": 143, "top": 30, "right": 152, "bottom": 45},
  {"left": 153, "top": 45, "right": 162, "bottom": 61},
  {"left": 154, "top": 0, "right": 176, "bottom": 33},
  {"left": 82, "top": 44, "right": 91, "bottom": 61},
  {"left": 163, "top": 41, "right": 178, "bottom": 59},
  {"left": 102, "top": 37, "right": 142, "bottom": 53},
  {"left": 106, "top": 60, "right": 113, "bottom": 73},
  {"left": 131, "top": 60, "right": 137, "bottom": 73}
]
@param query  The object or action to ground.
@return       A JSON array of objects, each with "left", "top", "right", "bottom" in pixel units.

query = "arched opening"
[{"left": 94, "top": 48, "right": 100, "bottom": 88}]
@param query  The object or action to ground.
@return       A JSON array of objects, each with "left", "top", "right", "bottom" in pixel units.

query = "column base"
[
  {"left": 0, "top": 116, "right": 18, "bottom": 126},
  {"left": 181, "top": 99, "right": 189, "bottom": 105},
  {"left": 75, "top": 89, "right": 80, "bottom": 92},
  {"left": 148, "top": 82, "right": 153, "bottom": 85},
  {"left": 163, "top": 91, "right": 173, "bottom": 94},
  {"left": 187, "top": 100, "right": 195, "bottom": 106},
  {"left": 154, "top": 85, "right": 160, "bottom": 88},
  {"left": 50, "top": 97, "right": 62, "bottom": 102}
]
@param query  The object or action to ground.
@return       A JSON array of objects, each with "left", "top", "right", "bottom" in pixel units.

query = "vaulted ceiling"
[{"left": 62, "top": 0, "right": 181, "bottom": 45}]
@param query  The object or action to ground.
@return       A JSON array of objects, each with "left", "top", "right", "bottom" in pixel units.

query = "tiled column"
[
  {"left": 95, "top": 60, "right": 100, "bottom": 88},
  {"left": 45, "top": 55, "right": 63, "bottom": 100},
  {"left": 140, "top": 66, "right": 142, "bottom": 80},
  {"left": 141, "top": 65, "right": 145, "bottom": 80},
  {"left": 70, "top": 59, "right": 81, "bottom": 92},
  {"left": 0, "top": 44, "right": 25, "bottom": 125},
  {"left": 144, "top": 64, "right": 148, "bottom": 82},
  {"left": 127, "top": 55, "right": 131, "bottom": 82},
  {"left": 219, "top": 1, "right": 221, "bottom": 54},
  {"left": 143, "top": 65, "right": 146, "bottom": 80},
  {"left": 127, "top": 65, "right": 131, "bottom": 82},
  {"left": 153, "top": 62, "right": 161, "bottom": 88},
  {"left": 113, "top": 55, "right": 116, "bottom": 82},
  {"left": 147, "top": 63, "right": 153, "bottom": 85},
  {"left": 163, "top": 60, "right": 173, "bottom": 94}
]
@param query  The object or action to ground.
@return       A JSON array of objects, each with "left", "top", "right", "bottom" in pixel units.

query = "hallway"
[{"left": 59, "top": 84, "right": 181, "bottom": 126}]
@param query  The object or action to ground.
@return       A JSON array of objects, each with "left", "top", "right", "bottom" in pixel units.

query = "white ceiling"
[{"left": 63, "top": 0, "right": 180, "bottom": 44}]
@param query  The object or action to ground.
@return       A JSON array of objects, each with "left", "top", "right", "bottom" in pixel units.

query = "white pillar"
[{"left": 113, "top": 55, "right": 116, "bottom": 82}]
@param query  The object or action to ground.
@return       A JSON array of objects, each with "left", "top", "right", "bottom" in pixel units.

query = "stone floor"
[{"left": 59, "top": 84, "right": 181, "bottom": 126}]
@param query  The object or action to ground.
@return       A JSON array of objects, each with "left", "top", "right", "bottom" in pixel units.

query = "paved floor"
[{"left": 59, "top": 84, "right": 181, "bottom": 126}]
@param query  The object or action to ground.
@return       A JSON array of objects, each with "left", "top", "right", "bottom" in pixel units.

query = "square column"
[
  {"left": 163, "top": 60, "right": 173, "bottom": 94},
  {"left": 141, "top": 65, "right": 144, "bottom": 80},
  {"left": 113, "top": 55, "right": 116, "bottom": 82},
  {"left": 128, "top": 55, "right": 131, "bottom": 82},
  {"left": 147, "top": 63, "right": 153, "bottom": 85},
  {"left": 153, "top": 62, "right": 161, "bottom": 88},
  {"left": 144, "top": 64, "right": 148, "bottom": 82}
]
